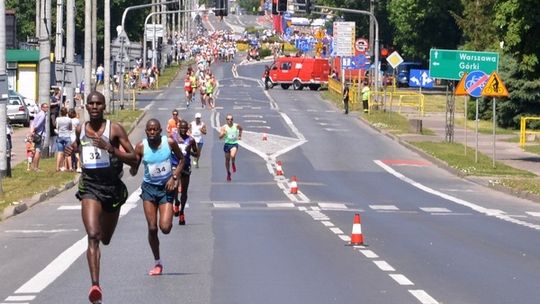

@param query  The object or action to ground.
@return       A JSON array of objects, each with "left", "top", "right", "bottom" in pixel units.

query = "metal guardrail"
[
  {"left": 329, "top": 78, "right": 424, "bottom": 115},
  {"left": 519, "top": 117, "right": 540, "bottom": 148}
]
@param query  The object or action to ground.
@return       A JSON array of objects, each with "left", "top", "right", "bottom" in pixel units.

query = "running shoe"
[
  {"left": 173, "top": 205, "right": 180, "bottom": 217},
  {"left": 88, "top": 285, "right": 102, "bottom": 303},
  {"left": 232, "top": 162, "right": 236, "bottom": 173},
  {"left": 149, "top": 264, "right": 163, "bottom": 276},
  {"left": 179, "top": 212, "right": 186, "bottom": 225},
  {"left": 227, "top": 172, "right": 232, "bottom": 182}
]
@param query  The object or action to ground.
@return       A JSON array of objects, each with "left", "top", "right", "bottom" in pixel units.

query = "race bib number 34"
[{"left": 148, "top": 161, "right": 172, "bottom": 179}]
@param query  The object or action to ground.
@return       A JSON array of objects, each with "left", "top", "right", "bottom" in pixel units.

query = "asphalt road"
[{"left": 2, "top": 14, "right": 540, "bottom": 304}]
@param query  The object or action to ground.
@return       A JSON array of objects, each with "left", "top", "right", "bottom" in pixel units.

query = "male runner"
[
  {"left": 166, "top": 109, "right": 180, "bottom": 136},
  {"left": 219, "top": 114, "right": 242, "bottom": 182},
  {"left": 184, "top": 72, "right": 193, "bottom": 107},
  {"left": 64, "top": 91, "right": 136, "bottom": 304},
  {"left": 130, "top": 119, "right": 184, "bottom": 275},
  {"left": 190, "top": 112, "right": 207, "bottom": 168},
  {"left": 171, "top": 120, "right": 198, "bottom": 225}
]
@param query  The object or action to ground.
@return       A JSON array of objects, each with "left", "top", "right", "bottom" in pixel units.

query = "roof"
[{"left": 6, "top": 49, "right": 40, "bottom": 62}]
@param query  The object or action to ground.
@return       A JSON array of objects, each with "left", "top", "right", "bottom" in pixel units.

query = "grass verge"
[{"left": 0, "top": 109, "right": 144, "bottom": 217}]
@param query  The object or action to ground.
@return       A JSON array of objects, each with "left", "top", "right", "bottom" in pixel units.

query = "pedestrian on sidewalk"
[
  {"left": 130, "top": 118, "right": 184, "bottom": 275},
  {"left": 343, "top": 84, "right": 350, "bottom": 114},
  {"left": 361, "top": 80, "right": 370, "bottom": 113},
  {"left": 30, "top": 103, "right": 49, "bottom": 171}
]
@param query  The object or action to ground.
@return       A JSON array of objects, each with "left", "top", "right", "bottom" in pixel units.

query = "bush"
[
  {"left": 236, "top": 42, "right": 249, "bottom": 52},
  {"left": 259, "top": 48, "right": 272, "bottom": 58}
]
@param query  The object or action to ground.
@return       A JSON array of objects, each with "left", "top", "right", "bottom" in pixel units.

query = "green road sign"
[{"left": 429, "top": 49, "right": 499, "bottom": 80}]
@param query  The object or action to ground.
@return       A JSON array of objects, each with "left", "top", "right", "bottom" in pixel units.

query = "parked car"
[
  {"left": 7, "top": 93, "right": 30, "bottom": 127},
  {"left": 394, "top": 62, "right": 423, "bottom": 87},
  {"left": 9, "top": 90, "right": 38, "bottom": 118}
]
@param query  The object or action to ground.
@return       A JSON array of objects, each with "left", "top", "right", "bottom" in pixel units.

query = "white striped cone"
[
  {"left": 276, "top": 161, "right": 284, "bottom": 176},
  {"left": 290, "top": 176, "right": 298, "bottom": 194},
  {"left": 350, "top": 213, "right": 364, "bottom": 245}
]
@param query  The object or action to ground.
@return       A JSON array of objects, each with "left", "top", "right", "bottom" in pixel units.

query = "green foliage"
[
  {"left": 237, "top": 0, "right": 261, "bottom": 13},
  {"left": 453, "top": 0, "right": 499, "bottom": 50},
  {"left": 259, "top": 48, "right": 272, "bottom": 58},
  {"left": 494, "top": 0, "right": 540, "bottom": 78},
  {"left": 387, "top": 0, "right": 462, "bottom": 63}
]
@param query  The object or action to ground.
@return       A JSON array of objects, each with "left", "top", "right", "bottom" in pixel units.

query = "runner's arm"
[
  {"left": 129, "top": 142, "right": 144, "bottom": 176},
  {"left": 110, "top": 122, "right": 137, "bottom": 165},
  {"left": 237, "top": 124, "right": 243, "bottom": 140},
  {"left": 219, "top": 125, "right": 226, "bottom": 139},
  {"left": 64, "top": 125, "right": 81, "bottom": 157}
]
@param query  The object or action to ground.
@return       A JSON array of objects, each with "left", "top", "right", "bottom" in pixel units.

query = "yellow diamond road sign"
[
  {"left": 481, "top": 72, "right": 509, "bottom": 97},
  {"left": 387, "top": 51, "right": 404, "bottom": 69}
]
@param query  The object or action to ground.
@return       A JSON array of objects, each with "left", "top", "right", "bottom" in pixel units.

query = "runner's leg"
[{"left": 81, "top": 199, "right": 104, "bottom": 286}]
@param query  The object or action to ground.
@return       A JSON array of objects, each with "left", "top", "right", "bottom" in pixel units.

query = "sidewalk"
[{"left": 397, "top": 111, "right": 540, "bottom": 175}]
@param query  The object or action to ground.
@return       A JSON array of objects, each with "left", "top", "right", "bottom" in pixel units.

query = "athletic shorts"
[
  {"left": 140, "top": 181, "right": 174, "bottom": 205},
  {"left": 224, "top": 143, "right": 238, "bottom": 153},
  {"left": 185, "top": 87, "right": 193, "bottom": 93},
  {"left": 76, "top": 178, "right": 128, "bottom": 213}
]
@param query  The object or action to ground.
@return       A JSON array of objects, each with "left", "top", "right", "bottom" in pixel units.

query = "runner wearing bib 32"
[{"left": 64, "top": 91, "right": 136, "bottom": 304}]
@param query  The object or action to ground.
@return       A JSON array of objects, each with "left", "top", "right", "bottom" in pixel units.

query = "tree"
[
  {"left": 387, "top": 0, "right": 462, "bottom": 63},
  {"left": 452, "top": 0, "right": 498, "bottom": 51},
  {"left": 494, "top": 0, "right": 540, "bottom": 78}
]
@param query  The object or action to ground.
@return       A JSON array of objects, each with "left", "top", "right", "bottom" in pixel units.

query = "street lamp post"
[
  {"left": 316, "top": 5, "right": 380, "bottom": 95},
  {"left": 118, "top": 1, "right": 177, "bottom": 108}
]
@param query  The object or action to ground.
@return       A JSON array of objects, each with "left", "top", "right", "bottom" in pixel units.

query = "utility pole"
[
  {"left": 39, "top": 0, "right": 52, "bottom": 157},
  {"left": 55, "top": 0, "right": 64, "bottom": 99},
  {"left": 65, "top": 0, "right": 75, "bottom": 108},
  {"left": 104, "top": 0, "right": 111, "bottom": 110},
  {"left": 0, "top": 0, "right": 9, "bottom": 183},
  {"left": 369, "top": 0, "right": 374, "bottom": 58},
  {"left": 118, "top": 1, "right": 177, "bottom": 108},
  {"left": 83, "top": 0, "right": 92, "bottom": 121}
]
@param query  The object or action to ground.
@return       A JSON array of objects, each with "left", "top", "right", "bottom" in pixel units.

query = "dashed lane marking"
[
  {"left": 373, "top": 260, "right": 396, "bottom": 272},
  {"left": 370, "top": 205, "right": 399, "bottom": 211},
  {"left": 390, "top": 274, "right": 415, "bottom": 286},
  {"left": 419, "top": 207, "right": 451, "bottom": 213},
  {"left": 409, "top": 290, "right": 440, "bottom": 304}
]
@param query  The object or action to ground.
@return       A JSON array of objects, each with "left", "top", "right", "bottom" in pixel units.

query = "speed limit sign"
[{"left": 355, "top": 38, "right": 368, "bottom": 54}]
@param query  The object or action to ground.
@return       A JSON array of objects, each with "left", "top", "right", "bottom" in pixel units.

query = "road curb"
[
  {"left": 355, "top": 114, "right": 540, "bottom": 204},
  {"left": 0, "top": 108, "right": 149, "bottom": 222}
]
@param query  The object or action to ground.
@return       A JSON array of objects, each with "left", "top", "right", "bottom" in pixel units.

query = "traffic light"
[{"left": 277, "top": 0, "right": 287, "bottom": 12}]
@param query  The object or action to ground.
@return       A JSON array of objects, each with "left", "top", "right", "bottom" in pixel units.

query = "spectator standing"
[
  {"left": 96, "top": 64, "right": 104, "bottom": 85},
  {"left": 25, "top": 133, "right": 35, "bottom": 171},
  {"left": 69, "top": 108, "right": 81, "bottom": 172},
  {"left": 343, "top": 84, "right": 350, "bottom": 115},
  {"left": 361, "top": 80, "right": 370, "bottom": 113},
  {"left": 30, "top": 103, "right": 49, "bottom": 171},
  {"left": 55, "top": 107, "right": 72, "bottom": 171}
]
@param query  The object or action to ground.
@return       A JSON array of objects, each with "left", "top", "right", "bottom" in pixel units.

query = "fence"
[{"left": 519, "top": 116, "right": 540, "bottom": 148}]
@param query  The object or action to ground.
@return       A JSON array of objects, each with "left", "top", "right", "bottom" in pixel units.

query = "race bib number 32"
[{"left": 82, "top": 146, "right": 110, "bottom": 169}]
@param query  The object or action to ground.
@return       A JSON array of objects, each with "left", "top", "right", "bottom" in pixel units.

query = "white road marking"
[
  {"left": 318, "top": 203, "right": 347, "bottom": 210},
  {"left": 321, "top": 221, "right": 334, "bottom": 227},
  {"left": 409, "top": 290, "right": 440, "bottom": 304},
  {"left": 375, "top": 160, "right": 540, "bottom": 231},
  {"left": 339, "top": 235, "right": 351, "bottom": 242},
  {"left": 267, "top": 203, "right": 295, "bottom": 208},
  {"left": 370, "top": 205, "right": 399, "bottom": 211},
  {"left": 526, "top": 212, "right": 540, "bottom": 217},
  {"left": 213, "top": 203, "right": 241, "bottom": 208},
  {"left": 5, "top": 295, "right": 35, "bottom": 301},
  {"left": 329, "top": 227, "right": 344, "bottom": 234},
  {"left": 420, "top": 207, "right": 451, "bottom": 213},
  {"left": 12, "top": 188, "right": 141, "bottom": 295},
  {"left": 390, "top": 274, "right": 414, "bottom": 286},
  {"left": 359, "top": 249, "right": 378, "bottom": 258},
  {"left": 4, "top": 229, "right": 78, "bottom": 234},
  {"left": 373, "top": 260, "right": 396, "bottom": 271},
  {"left": 57, "top": 205, "right": 81, "bottom": 210}
]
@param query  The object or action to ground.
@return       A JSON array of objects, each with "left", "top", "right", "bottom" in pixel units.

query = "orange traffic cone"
[
  {"left": 349, "top": 213, "right": 364, "bottom": 245},
  {"left": 290, "top": 176, "right": 298, "bottom": 194},
  {"left": 276, "top": 161, "right": 284, "bottom": 176},
  {"left": 262, "top": 133, "right": 268, "bottom": 141}
]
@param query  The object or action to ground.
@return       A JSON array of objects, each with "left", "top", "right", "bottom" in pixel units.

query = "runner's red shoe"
[
  {"left": 88, "top": 285, "right": 102, "bottom": 303},
  {"left": 179, "top": 212, "right": 186, "bottom": 225},
  {"left": 232, "top": 162, "right": 236, "bottom": 173},
  {"left": 227, "top": 172, "right": 232, "bottom": 182},
  {"left": 173, "top": 205, "right": 180, "bottom": 217},
  {"left": 149, "top": 264, "right": 163, "bottom": 276}
]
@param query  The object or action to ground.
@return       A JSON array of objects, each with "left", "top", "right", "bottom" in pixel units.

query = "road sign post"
[{"left": 429, "top": 49, "right": 499, "bottom": 80}]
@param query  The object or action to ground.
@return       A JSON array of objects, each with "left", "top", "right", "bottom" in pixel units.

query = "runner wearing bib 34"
[{"left": 130, "top": 119, "right": 184, "bottom": 276}]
